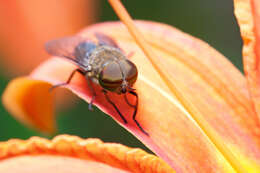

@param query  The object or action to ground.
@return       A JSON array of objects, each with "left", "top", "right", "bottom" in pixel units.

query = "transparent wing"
[
  {"left": 95, "top": 32, "right": 120, "bottom": 48},
  {"left": 45, "top": 36, "right": 89, "bottom": 68}
]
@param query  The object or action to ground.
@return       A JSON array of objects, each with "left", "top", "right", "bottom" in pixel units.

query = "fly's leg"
[
  {"left": 86, "top": 76, "right": 96, "bottom": 111},
  {"left": 49, "top": 68, "right": 86, "bottom": 91},
  {"left": 128, "top": 91, "right": 149, "bottom": 136},
  {"left": 124, "top": 94, "right": 135, "bottom": 107},
  {"left": 49, "top": 68, "right": 96, "bottom": 110},
  {"left": 102, "top": 90, "right": 127, "bottom": 124}
]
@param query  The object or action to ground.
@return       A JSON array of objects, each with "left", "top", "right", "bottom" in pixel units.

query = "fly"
[{"left": 45, "top": 33, "right": 148, "bottom": 135}]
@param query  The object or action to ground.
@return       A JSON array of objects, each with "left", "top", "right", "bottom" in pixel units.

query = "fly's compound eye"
[
  {"left": 99, "top": 61, "right": 123, "bottom": 93},
  {"left": 124, "top": 60, "right": 138, "bottom": 87},
  {"left": 99, "top": 60, "right": 138, "bottom": 94}
]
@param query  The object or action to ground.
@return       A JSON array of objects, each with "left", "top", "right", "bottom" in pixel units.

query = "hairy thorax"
[{"left": 87, "top": 45, "right": 127, "bottom": 83}]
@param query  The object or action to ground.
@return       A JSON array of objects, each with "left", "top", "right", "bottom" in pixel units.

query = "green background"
[{"left": 0, "top": 0, "right": 242, "bottom": 152}]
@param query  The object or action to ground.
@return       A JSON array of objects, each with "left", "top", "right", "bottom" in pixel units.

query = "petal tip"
[{"left": 2, "top": 77, "right": 56, "bottom": 134}]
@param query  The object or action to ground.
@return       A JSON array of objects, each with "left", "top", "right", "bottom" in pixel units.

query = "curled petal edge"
[{"left": 0, "top": 135, "right": 174, "bottom": 173}]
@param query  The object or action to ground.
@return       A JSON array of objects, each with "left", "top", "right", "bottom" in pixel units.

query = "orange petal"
[
  {"left": 0, "top": 135, "right": 173, "bottom": 173},
  {"left": 29, "top": 57, "right": 236, "bottom": 172},
  {"left": 234, "top": 0, "right": 260, "bottom": 121},
  {"left": 0, "top": 0, "right": 96, "bottom": 76},
  {"left": 2, "top": 77, "right": 55, "bottom": 134}
]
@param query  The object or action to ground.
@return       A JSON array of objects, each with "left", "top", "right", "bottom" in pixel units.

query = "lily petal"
[
  {"left": 2, "top": 77, "right": 55, "bottom": 134},
  {"left": 0, "top": 135, "right": 173, "bottom": 173},
  {"left": 234, "top": 0, "right": 260, "bottom": 120},
  {"left": 82, "top": 21, "right": 260, "bottom": 172},
  {"left": 30, "top": 57, "right": 235, "bottom": 172}
]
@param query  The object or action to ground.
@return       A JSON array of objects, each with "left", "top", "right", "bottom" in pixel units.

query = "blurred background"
[{"left": 0, "top": 0, "right": 242, "bottom": 151}]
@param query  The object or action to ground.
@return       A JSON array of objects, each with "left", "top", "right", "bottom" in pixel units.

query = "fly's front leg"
[
  {"left": 86, "top": 75, "right": 96, "bottom": 111},
  {"left": 49, "top": 68, "right": 86, "bottom": 91},
  {"left": 128, "top": 90, "right": 149, "bottom": 136},
  {"left": 102, "top": 90, "right": 127, "bottom": 124}
]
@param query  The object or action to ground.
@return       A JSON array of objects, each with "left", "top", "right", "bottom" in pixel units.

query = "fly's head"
[{"left": 98, "top": 60, "right": 138, "bottom": 94}]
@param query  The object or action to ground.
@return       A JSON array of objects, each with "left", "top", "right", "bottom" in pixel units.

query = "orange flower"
[
  {"left": 0, "top": 0, "right": 96, "bottom": 76},
  {"left": 1, "top": 0, "right": 260, "bottom": 172}
]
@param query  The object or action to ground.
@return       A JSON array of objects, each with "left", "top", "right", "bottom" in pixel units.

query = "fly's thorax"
[
  {"left": 88, "top": 45, "right": 127, "bottom": 78},
  {"left": 86, "top": 45, "right": 138, "bottom": 93}
]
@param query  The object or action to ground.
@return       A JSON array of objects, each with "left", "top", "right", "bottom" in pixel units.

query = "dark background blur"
[{"left": 0, "top": 0, "right": 242, "bottom": 151}]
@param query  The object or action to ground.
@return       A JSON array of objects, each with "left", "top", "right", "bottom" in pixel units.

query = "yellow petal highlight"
[
  {"left": 0, "top": 135, "right": 173, "bottom": 173},
  {"left": 2, "top": 77, "right": 55, "bottom": 133}
]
